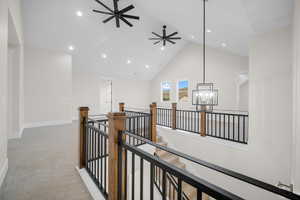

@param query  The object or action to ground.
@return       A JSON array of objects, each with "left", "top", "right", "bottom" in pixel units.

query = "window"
[
  {"left": 178, "top": 80, "right": 189, "bottom": 102},
  {"left": 161, "top": 81, "right": 171, "bottom": 102}
]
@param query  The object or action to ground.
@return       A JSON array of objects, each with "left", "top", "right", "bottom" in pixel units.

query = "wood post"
[
  {"left": 119, "top": 102, "right": 125, "bottom": 112},
  {"left": 200, "top": 106, "right": 207, "bottom": 137},
  {"left": 79, "top": 107, "right": 89, "bottom": 169},
  {"left": 150, "top": 102, "right": 157, "bottom": 143},
  {"left": 172, "top": 103, "right": 177, "bottom": 130},
  {"left": 107, "top": 112, "right": 126, "bottom": 200}
]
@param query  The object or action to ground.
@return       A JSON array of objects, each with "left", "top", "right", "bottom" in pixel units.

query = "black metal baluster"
[
  {"left": 132, "top": 153, "right": 135, "bottom": 200},
  {"left": 228, "top": 115, "right": 231, "bottom": 140},
  {"left": 150, "top": 163, "right": 154, "bottom": 200},
  {"left": 162, "top": 170, "right": 166, "bottom": 200},
  {"left": 238, "top": 116, "right": 240, "bottom": 143},
  {"left": 243, "top": 116, "right": 246, "bottom": 143},
  {"left": 177, "top": 178, "right": 182, "bottom": 200},
  {"left": 124, "top": 149, "right": 128, "bottom": 200},
  {"left": 219, "top": 114, "right": 221, "bottom": 138},
  {"left": 233, "top": 115, "right": 235, "bottom": 141},
  {"left": 197, "top": 189, "right": 202, "bottom": 200},
  {"left": 215, "top": 113, "right": 217, "bottom": 137},
  {"left": 104, "top": 136, "right": 107, "bottom": 192},
  {"left": 101, "top": 135, "right": 103, "bottom": 187},
  {"left": 140, "top": 158, "right": 144, "bottom": 200}
]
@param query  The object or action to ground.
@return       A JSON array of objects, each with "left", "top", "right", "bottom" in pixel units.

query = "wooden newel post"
[
  {"left": 119, "top": 102, "right": 125, "bottom": 112},
  {"left": 200, "top": 106, "right": 207, "bottom": 137},
  {"left": 172, "top": 103, "right": 177, "bottom": 130},
  {"left": 107, "top": 112, "right": 126, "bottom": 200},
  {"left": 150, "top": 102, "right": 157, "bottom": 143},
  {"left": 79, "top": 107, "right": 89, "bottom": 169}
]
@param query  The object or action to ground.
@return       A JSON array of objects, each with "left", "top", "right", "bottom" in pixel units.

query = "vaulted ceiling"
[{"left": 22, "top": 0, "right": 294, "bottom": 80}]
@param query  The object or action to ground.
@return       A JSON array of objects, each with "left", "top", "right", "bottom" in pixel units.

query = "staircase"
[{"left": 155, "top": 135, "right": 210, "bottom": 200}]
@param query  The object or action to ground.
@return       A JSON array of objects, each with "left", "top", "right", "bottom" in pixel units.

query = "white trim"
[
  {"left": 7, "top": 126, "right": 24, "bottom": 140},
  {"left": 24, "top": 120, "right": 72, "bottom": 129},
  {"left": 76, "top": 167, "right": 105, "bottom": 200},
  {"left": 19, "top": 126, "right": 24, "bottom": 138},
  {"left": 0, "top": 158, "right": 8, "bottom": 189}
]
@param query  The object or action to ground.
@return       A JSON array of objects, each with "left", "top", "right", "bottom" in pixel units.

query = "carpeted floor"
[{"left": 0, "top": 122, "right": 93, "bottom": 200}]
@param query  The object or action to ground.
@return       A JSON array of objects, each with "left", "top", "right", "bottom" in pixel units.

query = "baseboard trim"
[
  {"left": 19, "top": 126, "right": 24, "bottom": 138},
  {"left": 76, "top": 167, "right": 105, "bottom": 200},
  {"left": 24, "top": 120, "right": 72, "bottom": 129},
  {"left": 0, "top": 158, "right": 8, "bottom": 189},
  {"left": 7, "top": 127, "right": 24, "bottom": 140}
]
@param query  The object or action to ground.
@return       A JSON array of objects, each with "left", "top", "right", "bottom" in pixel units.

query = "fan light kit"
[
  {"left": 93, "top": 0, "right": 140, "bottom": 28},
  {"left": 149, "top": 25, "right": 181, "bottom": 46}
]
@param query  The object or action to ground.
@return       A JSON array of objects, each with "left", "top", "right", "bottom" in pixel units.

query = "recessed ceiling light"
[
  {"left": 206, "top": 29, "right": 212, "bottom": 33},
  {"left": 102, "top": 53, "right": 107, "bottom": 59},
  {"left": 145, "top": 65, "right": 150, "bottom": 69},
  {"left": 191, "top": 35, "right": 195, "bottom": 39},
  {"left": 127, "top": 59, "right": 132, "bottom": 64},
  {"left": 221, "top": 43, "right": 227, "bottom": 47},
  {"left": 76, "top": 11, "right": 83, "bottom": 17},
  {"left": 68, "top": 46, "right": 75, "bottom": 51}
]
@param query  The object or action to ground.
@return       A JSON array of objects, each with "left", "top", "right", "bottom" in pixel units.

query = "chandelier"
[{"left": 192, "top": 0, "right": 218, "bottom": 112}]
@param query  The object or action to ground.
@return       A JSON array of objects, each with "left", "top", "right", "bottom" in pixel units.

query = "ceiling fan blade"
[
  {"left": 152, "top": 32, "right": 162, "bottom": 38},
  {"left": 116, "top": 16, "right": 120, "bottom": 28},
  {"left": 166, "top": 39, "right": 176, "bottom": 44},
  {"left": 103, "top": 15, "right": 115, "bottom": 23},
  {"left": 94, "top": 0, "right": 114, "bottom": 12},
  {"left": 120, "top": 16, "right": 133, "bottom": 27},
  {"left": 93, "top": 10, "right": 113, "bottom": 15},
  {"left": 167, "top": 32, "right": 178, "bottom": 38},
  {"left": 121, "top": 14, "right": 140, "bottom": 20},
  {"left": 153, "top": 40, "right": 161, "bottom": 45},
  {"left": 113, "top": 0, "right": 119, "bottom": 12},
  {"left": 168, "top": 37, "right": 182, "bottom": 40},
  {"left": 149, "top": 38, "right": 160, "bottom": 40},
  {"left": 119, "top": 5, "right": 134, "bottom": 14}
]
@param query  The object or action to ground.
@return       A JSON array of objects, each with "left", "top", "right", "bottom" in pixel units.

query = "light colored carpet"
[{"left": 0, "top": 122, "right": 93, "bottom": 200}]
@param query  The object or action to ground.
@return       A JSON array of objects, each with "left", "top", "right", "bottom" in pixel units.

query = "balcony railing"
[
  {"left": 157, "top": 103, "right": 249, "bottom": 144},
  {"left": 78, "top": 104, "right": 299, "bottom": 200}
]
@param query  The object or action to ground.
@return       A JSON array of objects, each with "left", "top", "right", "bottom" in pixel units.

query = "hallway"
[{"left": 0, "top": 123, "right": 92, "bottom": 200}]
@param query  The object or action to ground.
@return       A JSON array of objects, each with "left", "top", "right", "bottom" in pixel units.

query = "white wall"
[
  {"left": 112, "top": 79, "right": 151, "bottom": 112},
  {"left": 0, "top": 0, "right": 23, "bottom": 188},
  {"left": 72, "top": 68, "right": 152, "bottom": 118},
  {"left": 0, "top": 0, "right": 9, "bottom": 188},
  {"left": 24, "top": 47, "right": 72, "bottom": 127},
  {"left": 292, "top": 0, "right": 300, "bottom": 194},
  {"left": 72, "top": 69, "right": 106, "bottom": 119},
  {"left": 158, "top": 27, "right": 293, "bottom": 199},
  {"left": 151, "top": 43, "right": 248, "bottom": 110},
  {"left": 7, "top": 46, "right": 21, "bottom": 139}
]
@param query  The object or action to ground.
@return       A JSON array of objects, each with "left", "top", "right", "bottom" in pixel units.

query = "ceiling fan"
[
  {"left": 93, "top": 0, "right": 140, "bottom": 28},
  {"left": 149, "top": 25, "right": 182, "bottom": 46}
]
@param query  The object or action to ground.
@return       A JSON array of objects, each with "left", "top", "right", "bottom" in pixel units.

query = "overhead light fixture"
[
  {"left": 76, "top": 11, "right": 83, "bottom": 17},
  {"left": 145, "top": 65, "right": 150, "bottom": 69},
  {"left": 149, "top": 25, "right": 182, "bottom": 47},
  {"left": 93, "top": 0, "right": 140, "bottom": 28},
  {"left": 102, "top": 53, "right": 107, "bottom": 58},
  {"left": 127, "top": 59, "right": 132, "bottom": 64},
  {"left": 206, "top": 29, "right": 212, "bottom": 33},
  {"left": 192, "top": 0, "right": 219, "bottom": 112},
  {"left": 68, "top": 46, "right": 75, "bottom": 51},
  {"left": 221, "top": 43, "right": 227, "bottom": 47}
]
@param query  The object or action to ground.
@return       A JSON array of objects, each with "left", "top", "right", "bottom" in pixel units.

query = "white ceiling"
[{"left": 22, "top": 0, "right": 294, "bottom": 80}]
